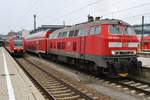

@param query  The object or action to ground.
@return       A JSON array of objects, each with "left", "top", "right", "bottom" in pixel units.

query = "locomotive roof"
[
  {"left": 52, "top": 19, "right": 131, "bottom": 33},
  {"left": 76, "top": 19, "right": 130, "bottom": 26}
]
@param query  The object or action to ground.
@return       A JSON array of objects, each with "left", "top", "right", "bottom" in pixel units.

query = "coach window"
[
  {"left": 62, "top": 32, "right": 68, "bottom": 37},
  {"left": 49, "top": 34, "right": 51, "bottom": 38},
  {"left": 50, "top": 33, "right": 55, "bottom": 39},
  {"left": 54, "top": 33, "right": 58, "bottom": 39},
  {"left": 69, "top": 31, "right": 74, "bottom": 37},
  {"left": 49, "top": 34, "right": 52, "bottom": 39},
  {"left": 51, "top": 34, "right": 55, "bottom": 39},
  {"left": 74, "top": 30, "right": 79, "bottom": 36},
  {"left": 58, "top": 32, "right": 62, "bottom": 38}
]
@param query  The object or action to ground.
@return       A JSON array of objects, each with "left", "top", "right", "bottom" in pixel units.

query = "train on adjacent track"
[
  {"left": 25, "top": 18, "right": 142, "bottom": 78},
  {"left": 140, "top": 36, "right": 150, "bottom": 51},
  {"left": 5, "top": 35, "right": 25, "bottom": 56}
]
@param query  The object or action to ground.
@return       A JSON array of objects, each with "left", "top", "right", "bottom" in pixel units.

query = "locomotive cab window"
[{"left": 109, "top": 25, "right": 121, "bottom": 34}]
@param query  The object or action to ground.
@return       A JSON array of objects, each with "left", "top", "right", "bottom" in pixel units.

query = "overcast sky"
[{"left": 0, "top": 0, "right": 150, "bottom": 34}]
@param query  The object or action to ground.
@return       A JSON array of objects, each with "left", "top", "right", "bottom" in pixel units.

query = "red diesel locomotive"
[
  {"left": 5, "top": 35, "right": 25, "bottom": 56},
  {"left": 26, "top": 19, "right": 142, "bottom": 77}
]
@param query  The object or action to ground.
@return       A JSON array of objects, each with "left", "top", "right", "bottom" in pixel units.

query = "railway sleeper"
[
  {"left": 52, "top": 92, "right": 75, "bottom": 97},
  {"left": 49, "top": 87, "right": 68, "bottom": 91},
  {"left": 51, "top": 89, "right": 71, "bottom": 94},
  {"left": 49, "top": 84, "right": 64, "bottom": 87},
  {"left": 137, "top": 85, "right": 148, "bottom": 89},
  {"left": 56, "top": 95, "right": 80, "bottom": 100}
]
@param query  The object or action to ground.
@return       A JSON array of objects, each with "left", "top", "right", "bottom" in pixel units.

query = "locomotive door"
[{"left": 80, "top": 36, "right": 86, "bottom": 59}]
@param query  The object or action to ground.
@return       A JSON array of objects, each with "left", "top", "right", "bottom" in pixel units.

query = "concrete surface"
[
  {"left": 138, "top": 57, "right": 150, "bottom": 68},
  {"left": 0, "top": 47, "right": 45, "bottom": 100}
]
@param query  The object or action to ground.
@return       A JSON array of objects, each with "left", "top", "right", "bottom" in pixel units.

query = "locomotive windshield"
[
  {"left": 109, "top": 25, "right": 121, "bottom": 34},
  {"left": 109, "top": 25, "right": 136, "bottom": 35},
  {"left": 124, "top": 26, "right": 136, "bottom": 35},
  {"left": 14, "top": 40, "right": 23, "bottom": 47},
  {"left": 14, "top": 37, "right": 23, "bottom": 47}
]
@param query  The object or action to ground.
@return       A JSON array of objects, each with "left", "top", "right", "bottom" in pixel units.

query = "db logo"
[{"left": 123, "top": 42, "right": 128, "bottom": 47}]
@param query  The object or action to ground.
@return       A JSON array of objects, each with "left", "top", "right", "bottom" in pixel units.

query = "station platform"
[
  {"left": 138, "top": 57, "right": 150, "bottom": 68},
  {"left": 0, "top": 47, "right": 45, "bottom": 100}
]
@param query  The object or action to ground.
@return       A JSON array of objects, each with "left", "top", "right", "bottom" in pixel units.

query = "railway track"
[
  {"left": 90, "top": 72, "right": 150, "bottom": 98},
  {"left": 15, "top": 57, "right": 108, "bottom": 100},
  {"left": 17, "top": 54, "right": 150, "bottom": 99},
  {"left": 114, "top": 78, "right": 150, "bottom": 97}
]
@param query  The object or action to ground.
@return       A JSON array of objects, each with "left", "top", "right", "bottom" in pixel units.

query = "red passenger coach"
[
  {"left": 26, "top": 26, "right": 66, "bottom": 54},
  {"left": 47, "top": 19, "right": 142, "bottom": 78}
]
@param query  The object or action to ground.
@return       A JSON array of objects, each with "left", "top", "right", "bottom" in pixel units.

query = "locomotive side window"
[
  {"left": 79, "top": 29, "right": 89, "bottom": 36},
  {"left": 109, "top": 25, "right": 121, "bottom": 34},
  {"left": 90, "top": 27, "right": 95, "bottom": 35},
  {"left": 95, "top": 26, "right": 101, "bottom": 34},
  {"left": 90, "top": 26, "right": 101, "bottom": 35}
]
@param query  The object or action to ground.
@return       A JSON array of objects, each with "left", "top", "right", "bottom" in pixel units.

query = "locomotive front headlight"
[
  {"left": 133, "top": 50, "right": 137, "bottom": 54},
  {"left": 112, "top": 51, "right": 116, "bottom": 55}
]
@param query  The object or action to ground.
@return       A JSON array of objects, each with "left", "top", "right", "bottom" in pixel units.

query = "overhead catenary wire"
[
  {"left": 103, "top": 2, "right": 150, "bottom": 16},
  {"left": 16, "top": 0, "right": 40, "bottom": 27},
  {"left": 53, "top": 0, "right": 150, "bottom": 25},
  {"left": 51, "top": 0, "right": 104, "bottom": 22},
  {"left": 121, "top": 12, "right": 150, "bottom": 20},
  {"left": 14, "top": 0, "right": 150, "bottom": 31}
]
